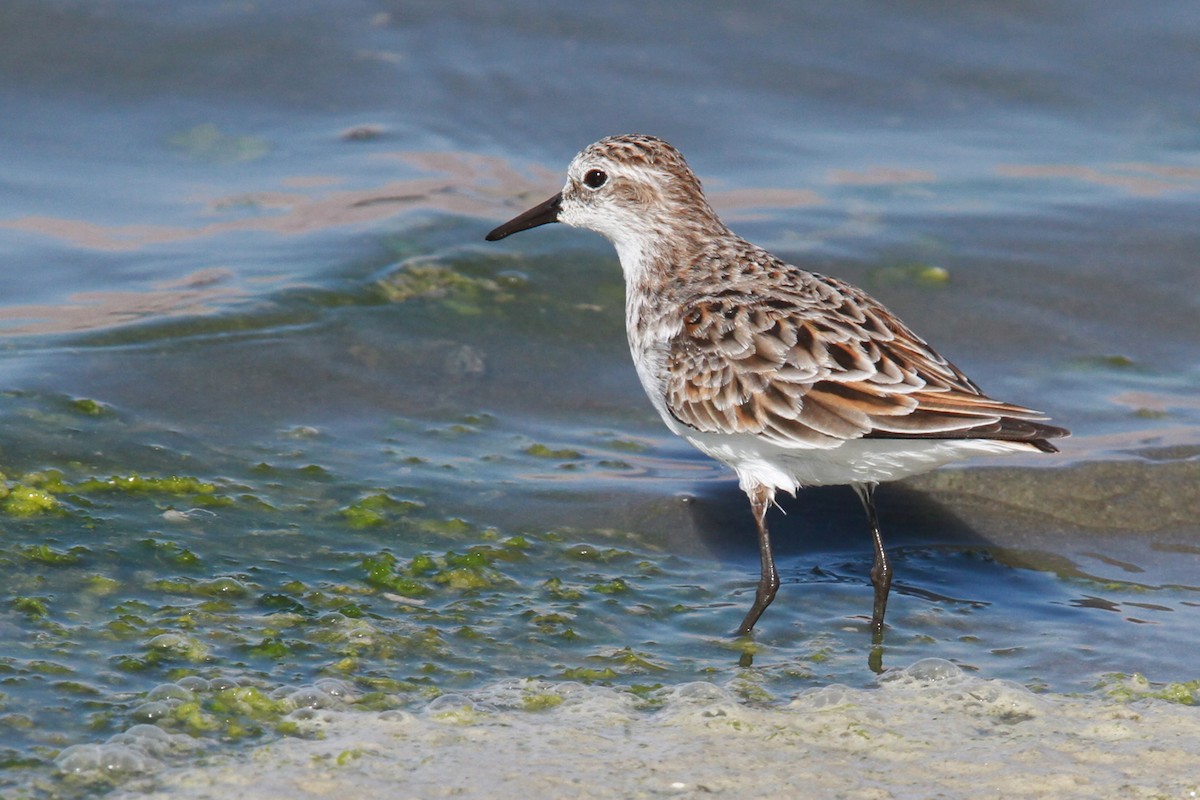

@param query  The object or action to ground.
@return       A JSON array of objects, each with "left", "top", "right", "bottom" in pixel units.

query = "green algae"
[
  {"left": 144, "top": 633, "right": 212, "bottom": 665},
  {"left": 591, "top": 577, "right": 631, "bottom": 594},
  {"left": 1097, "top": 673, "right": 1200, "bottom": 705},
  {"left": 605, "top": 647, "right": 669, "bottom": 672},
  {"left": 558, "top": 648, "right": 668, "bottom": 683},
  {"left": 411, "top": 516, "right": 474, "bottom": 536},
  {"left": 3, "top": 486, "right": 63, "bottom": 516},
  {"left": 11, "top": 470, "right": 72, "bottom": 494},
  {"left": 340, "top": 493, "right": 422, "bottom": 528},
  {"left": 140, "top": 539, "right": 203, "bottom": 568},
  {"left": 209, "top": 687, "right": 291, "bottom": 725},
  {"left": 528, "top": 612, "right": 578, "bottom": 640},
  {"left": 541, "top": 576, "right": 584, "bottom": 601},
  {"left": 247, "top": 637, "right": 298, "bottom": 660},
  {"left": 524, "top": 443, "right": 584, "bottom": 459},
  {"left": 563, "top": 543, "right": 635, "bottom": 563},
  {"left": 25, "top": 660, "right": 74, "bottom": 676},
  {"left": 12, "top": 597, "right": 49, "bottom": 619},
  {"left": 602, "top": 437, "right": 649, "bottom": 453},
  {"left": 68, "top": 398, "right": 110, "bottom": 416},
  {"left": 74, "top": 474, "right": 218, "bottom": 497},
  {"left": 520, "top": 691, "right": 565, "bottom": 711},
  {"left": 20, "top": 544, "right": 85, "bottom": 566},
  {"left": 376, "top": 260, "right": 515, "bottom": 316},
  {"left": 0, "top": 469, "right": 236, "bottom": 520},
  {"left": 258, "top": 593, "right": 312, "bottom": 616},
  {"left": 82, "top": 575, "right": 122, "bottom": 596},
  {"left": 155, "top": 684, "right": 298, "bottom": 742},
  {"left": 359, "top": 540, "right": 530, "bottom": 600},
  {"left": 426, "top": 703, "right": 483, "bottom": 725},
  {"left": 730, "top": 672, "right": 774, "bottom": 704},
  {"left": 146, "top": 577, "right": 249, "bottom": 600},
  {"left": 361, "top": 552, "right": 433, "bottom": 597},
  {"left": 435, "top": 567, "right": 492, "bottom": 591},
  {"left": 196, "top": 578, "right": 251, "bottom": 598}
]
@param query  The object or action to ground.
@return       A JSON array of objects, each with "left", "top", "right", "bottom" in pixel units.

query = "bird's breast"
[{"left": 625, "top": 289, "right": 687, "bottom": 434}]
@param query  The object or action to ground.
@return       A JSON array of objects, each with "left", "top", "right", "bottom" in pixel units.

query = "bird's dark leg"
[
  {"left": 736, "top": 485, "right": 778, "bottom": 635},
  {"left": 854, "top": 482, "right": 890, "bottom": 641}
]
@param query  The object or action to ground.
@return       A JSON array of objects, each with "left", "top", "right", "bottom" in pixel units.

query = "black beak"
[{"left": 485, "top": 192, "right": 563, "bottom": 241}]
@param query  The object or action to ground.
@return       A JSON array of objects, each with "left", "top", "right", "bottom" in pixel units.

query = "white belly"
[{"left": 680, "top": 429, "right": 1035, "bottom": 494}]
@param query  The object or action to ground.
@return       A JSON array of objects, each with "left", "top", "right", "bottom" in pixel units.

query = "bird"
[{"left": 485, "top": 134, "right": 1068, "bottom": 639}]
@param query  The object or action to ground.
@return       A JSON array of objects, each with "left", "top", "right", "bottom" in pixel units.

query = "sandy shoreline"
[{"left": 109, "top": 660, "right": 1199, "bottom": 800}]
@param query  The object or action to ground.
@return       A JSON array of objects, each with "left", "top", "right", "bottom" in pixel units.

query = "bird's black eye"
[{"left": 583, "top": 169, "right": 608, "bottom": 189}]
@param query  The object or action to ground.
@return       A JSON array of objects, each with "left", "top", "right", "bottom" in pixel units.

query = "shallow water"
[{"left": 2, "top": 1, "right": 1199, "bottom": 796}]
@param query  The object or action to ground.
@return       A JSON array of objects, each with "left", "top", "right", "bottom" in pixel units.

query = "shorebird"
[{"left": 486, "top": 134, "right": 1067, "bottom": 638}]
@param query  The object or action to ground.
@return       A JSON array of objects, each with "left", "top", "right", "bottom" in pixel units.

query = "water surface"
[{"left": 1, "top": 1, "right": 1198, "bottom": 796}]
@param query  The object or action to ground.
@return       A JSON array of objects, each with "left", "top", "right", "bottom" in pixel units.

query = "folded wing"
[{"left": 664, "top": 263, "right": 1068, "bottom": 452}]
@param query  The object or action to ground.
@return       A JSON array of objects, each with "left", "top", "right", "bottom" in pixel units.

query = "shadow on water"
[{"left": 683, "top": 481, "right": 988, "bottom": 559}]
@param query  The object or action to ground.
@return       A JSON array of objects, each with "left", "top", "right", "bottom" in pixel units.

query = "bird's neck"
[{"left": 611, "top": 211, "right": 731, "bottom": 297}]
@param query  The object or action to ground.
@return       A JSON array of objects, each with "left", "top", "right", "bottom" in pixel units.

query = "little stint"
[{"left": 486, "top": 134, "right": 1068, "bottom": 638}]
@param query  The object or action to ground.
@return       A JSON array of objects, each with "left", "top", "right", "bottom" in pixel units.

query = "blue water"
[{"left": 2, "top": 1, "right": 1199, "bottom": 795}]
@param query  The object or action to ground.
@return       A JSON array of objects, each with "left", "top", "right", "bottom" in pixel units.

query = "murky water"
[{"left": 2, "top": 1, "right": 1199, "bottom": 796}]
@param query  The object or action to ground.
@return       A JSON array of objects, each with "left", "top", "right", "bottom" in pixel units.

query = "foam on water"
[
  {"left": 56, "top": 676, "right": 358, "bottom": 788},
  {"left": 114, "top": 661, "right": 1199, "bottom": 799},
  {"left": 56, "top": 725, "right": 196, "bottom": 779}
]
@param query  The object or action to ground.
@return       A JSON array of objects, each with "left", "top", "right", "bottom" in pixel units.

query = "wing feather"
[{"left": 663, "top": 247, "right": 1067, "bottom": 450}]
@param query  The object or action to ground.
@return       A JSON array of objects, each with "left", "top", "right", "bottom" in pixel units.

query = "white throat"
[{"left": 611, "top": 233, "right": 654, "bottom": 291}]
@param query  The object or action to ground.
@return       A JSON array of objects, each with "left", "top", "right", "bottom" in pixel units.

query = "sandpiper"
[{"left": 486, "top": 134, "right": 1067, "bottom": 638}]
